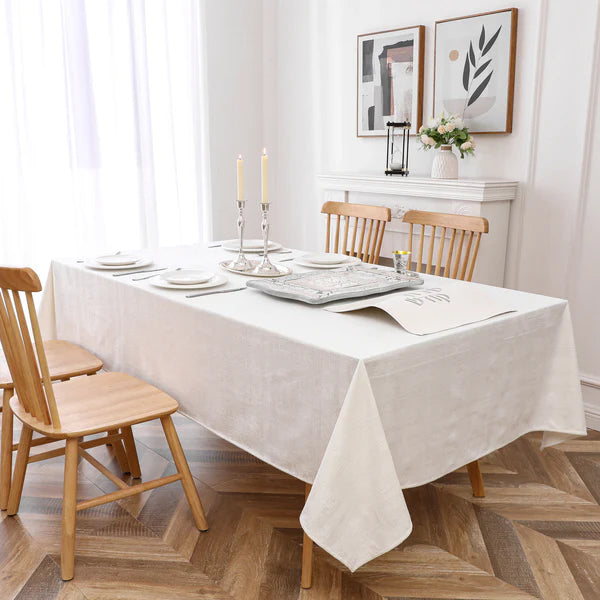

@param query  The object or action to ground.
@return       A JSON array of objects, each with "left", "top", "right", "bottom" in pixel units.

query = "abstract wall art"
[
  {"left": 434, "top": 9, "right": 518, "bottom": 133},
  {"left": 357, "top": 26, "right": 424, "bottom": 137}
]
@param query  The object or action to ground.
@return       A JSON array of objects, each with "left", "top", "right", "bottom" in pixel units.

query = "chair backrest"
[
  {"left": 321, "top": 201, "right": 391, "bottom": 264},
  {"left": 0, "top": 267, "right": 60, "bottom": 427},
  {"left": 402, "top": 210, "right": 489, "bottom": 281}
]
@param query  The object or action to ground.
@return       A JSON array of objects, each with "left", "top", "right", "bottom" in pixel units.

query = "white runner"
[{"left": 326, "top": 280, "right": 516, "bottom": 335}]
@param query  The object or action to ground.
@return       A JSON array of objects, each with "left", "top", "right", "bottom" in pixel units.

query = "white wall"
[{"left": 261, "top": 0, "right": 600, "bottom": 425}]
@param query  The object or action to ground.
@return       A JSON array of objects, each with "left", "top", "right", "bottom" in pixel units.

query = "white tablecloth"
[{"left": 39, "top": 244, "right": 586, "bottom": 571}]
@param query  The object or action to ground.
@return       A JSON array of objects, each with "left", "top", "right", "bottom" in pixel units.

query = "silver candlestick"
[
  {"left": 226, "top": 200, "right": 255, "bottom": 271},
  {"left": 251, "top": 203, "right": 288, "bottom": 276}
]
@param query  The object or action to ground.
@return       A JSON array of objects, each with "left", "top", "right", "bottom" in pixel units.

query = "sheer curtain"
[{"left": 0, "top": 0, "right": 211, "bottom": 277}]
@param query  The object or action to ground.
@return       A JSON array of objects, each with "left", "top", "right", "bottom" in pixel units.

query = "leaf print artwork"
[
  {"left": 434, "top": 8, "right": 517, "bottom": 133},
  {"left": 461, "top": 24, "right": 502, "bottom": 116}
]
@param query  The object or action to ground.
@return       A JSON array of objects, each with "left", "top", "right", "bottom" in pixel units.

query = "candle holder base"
[
  {"left": 224, "top": 255, "right": 255, "bottom": 272},
  {"left": 219, "top": 259, "right": 290, "bottom": 277},
  {"left": 250, "top": 260, "right": 291, "bottom": 277}
]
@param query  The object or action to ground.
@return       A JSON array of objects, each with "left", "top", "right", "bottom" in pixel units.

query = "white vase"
[{"left": 431, "top": 145, "right": 458, "bottom": 179}]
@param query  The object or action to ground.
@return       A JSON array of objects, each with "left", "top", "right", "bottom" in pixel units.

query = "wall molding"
[
  {"left": 582, "top": 375, "right": 600, "bottom": 390},
  {"left": 317, "top": 173, "right": 518, "bottom": 203},
  {"left": 513, "top": 0, "right": 549, "bottom": 290},
  {"left": 582, "top": 376, "right": 600, "bottom": 431},
  {"left": 585, "top": 401, "right": 600, "bottom": 431}
]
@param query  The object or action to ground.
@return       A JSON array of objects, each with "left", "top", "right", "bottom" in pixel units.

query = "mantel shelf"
[{"left": 317, "top": 172, "right": 518, "bottom": 203}]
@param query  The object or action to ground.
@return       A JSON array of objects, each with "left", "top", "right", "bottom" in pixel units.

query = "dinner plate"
[
  {"left": 161, "top": 269, "right": 215, "bottom": 285},
  {"left": 85, "top": 257, "right": 153, "bottom": 271},
  {"left": 150, "top": 274, "right": 228, "bottom": 290},
  {"left": 222, "top": 239, "right": 282, "bottom": 253},
  {"left": 302, "top": 252, "right": 349, "bottom": 265},
  {"left": 293, "top": 255, "right": 362, "bottom": 269},
  {"left": 95, "top": 254, "right": 140, "bottom": 266}
]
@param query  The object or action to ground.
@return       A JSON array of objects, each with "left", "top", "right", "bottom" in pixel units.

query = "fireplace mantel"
[{"left": 316, "top": 172, "right": 518, "bottom": 286}]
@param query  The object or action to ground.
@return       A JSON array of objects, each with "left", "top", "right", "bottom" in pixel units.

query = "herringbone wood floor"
[{"left": 1, "top": 412, "right": 600, "bottom": 600}]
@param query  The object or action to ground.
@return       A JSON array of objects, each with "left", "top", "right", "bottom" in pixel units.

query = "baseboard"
[{"left": 582, "top": 375, "right": 600, "bottom": 431}]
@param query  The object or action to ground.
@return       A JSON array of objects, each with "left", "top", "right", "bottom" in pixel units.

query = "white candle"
[
  {"left": 236, "top": 154, "right": 244, "bottom": 201},
  {"left": 261, "top": 148, "right": 269, "bottom": 204}
]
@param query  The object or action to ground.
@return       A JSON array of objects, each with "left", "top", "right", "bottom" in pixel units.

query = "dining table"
[{"left": 38, "top": 242, "right": 587, "bottom": 572}]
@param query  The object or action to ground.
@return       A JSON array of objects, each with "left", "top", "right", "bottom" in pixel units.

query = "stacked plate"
[
  {"left": 222, "top": 239, "right": 282, "bottom": 253},
  {"left": 293, "top": 252, "right": 361, "bottom": 269},
  {"left": 150, "top": 269, "right": 227, "bottom": 291},
  {"left": 85, "top": 254, "right": 153, "bottom": 270}
]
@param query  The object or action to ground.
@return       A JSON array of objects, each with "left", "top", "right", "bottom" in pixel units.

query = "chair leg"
[
  {"left": 107, "top": 429, "right": 131, "bottom": 474},
  {"left": 61, "top": 438, "right": 79, "bottom": 581},
  {"left": 1, "top": 388, "right": 14, "bottom": 510},
  {"left": 121, "top": 426, "right": 141, "bottom": 479},
  {"left": 467, "top": 460, "right": 485, "bottom": 498},
  {"left": 301, "top": 483, "right": 313, "bottom": 589},
  {"left": 7, "top": 424, "right": 33, "bottom": 515},
  {"left": 160, "top": 415, "right": 208, "bottom": 531}
]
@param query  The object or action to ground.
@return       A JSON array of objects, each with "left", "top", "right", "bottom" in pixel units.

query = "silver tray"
[{"left": 246, "top": 266, "right": 424, "bottom": 304}]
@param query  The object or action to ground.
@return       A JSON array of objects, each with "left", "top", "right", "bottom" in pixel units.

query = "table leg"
[{"left": 467, "top": 461, "right": 485, "bottom": 497}]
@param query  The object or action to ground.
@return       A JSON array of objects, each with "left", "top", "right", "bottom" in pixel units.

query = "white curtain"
[{"left": 0, "top": 0, "right": 212, "bottom": 277}]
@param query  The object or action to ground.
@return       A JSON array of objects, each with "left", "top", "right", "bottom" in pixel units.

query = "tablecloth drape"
[{"left": 39, "top": 245, "right": 586, "bottom": 571}]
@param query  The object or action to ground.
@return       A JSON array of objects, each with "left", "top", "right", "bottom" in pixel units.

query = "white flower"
[
  {"left": 453, "top": 117, "right": 464, "bottom": 129},
  {"left": 418, "top": 125, "right": 425, "bottom": 133},
  {"left": 426, "top": 135, "right": 436, "bottom": 145},
  {"left": 437, "top": 125, "right": 446, "bottom": 134},
  {"left": 460, "top": 141, "right": 473, "bottom": 150},
  {"left": 420, "top": 134, "right": 430, "bottom": 144},
  {"left": 445, "top": 122, "right": 456, "bottom": 132},
  {"left": 428, "top": 116, "right": 440, "bottom": 128}
]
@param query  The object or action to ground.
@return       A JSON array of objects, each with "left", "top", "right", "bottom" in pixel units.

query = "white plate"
[
  {"left": 150, "top": 273, "right": 228, "bottom": 290},
  {"left": 161, "top": 269, "right": 215, "bottom": 285},
  {"left": 95, "top": 254, "right": 140, "bottom": 266},
  {"left": 293, "top": 256, "right": 362, "bottom": 269},
  {"left": 85, "top": 257, "right": 153, "bottom": 271},
  {"left": 222, "top": 239, "right": 282, "bottom": 253},
  {"left": 302, "top": 252, "right": 349, "bottom": 265}
]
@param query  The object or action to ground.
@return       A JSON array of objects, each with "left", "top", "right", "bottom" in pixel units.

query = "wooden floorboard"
[{"left": 1, "top": 412, "right": 600, "bottom": 599}]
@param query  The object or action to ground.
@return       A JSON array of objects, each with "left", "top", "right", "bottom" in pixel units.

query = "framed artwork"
[
  {"left": 433, "top": 8, "right": 518, "bottom": 134},
  {"left": 357, "top": 25, "right": 424, "bottom": 137}
]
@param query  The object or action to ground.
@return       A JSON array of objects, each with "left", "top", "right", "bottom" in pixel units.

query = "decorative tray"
[{"left": 245, "top": 266, "right": 424, "bottom": 304}]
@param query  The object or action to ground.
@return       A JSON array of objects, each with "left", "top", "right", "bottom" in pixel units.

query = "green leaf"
[
  {"left": 467, "top": 71, "right": 493, "bottom": 107},
  {"left": 474, "top": 59, "right": 492, "bottom": 79},
  {"left": 482, "top": 26, "right": 501, "bottom": 56},
  {"left": 462, "top": 52, "right": 470, "bottom": 92},
  {"left": 469, "top": 41, "right": 476, "bottom": 66},
  {"left": 478, "top": 25, "right": 486, "bottom": 51}
]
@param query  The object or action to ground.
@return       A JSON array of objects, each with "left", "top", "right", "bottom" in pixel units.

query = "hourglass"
[{"left": 385, "top": 121, "right": 410, "bottom": 176}]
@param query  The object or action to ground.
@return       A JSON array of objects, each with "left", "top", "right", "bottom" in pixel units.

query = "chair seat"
[
  {"left": 10, "top": 372, "right": 179, "bottom": 438},
  {"left": 0, "top": 340, "right": 103, "bottom": 389}
]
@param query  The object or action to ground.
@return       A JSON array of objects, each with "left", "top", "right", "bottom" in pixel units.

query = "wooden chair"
[
  {"left": 402, "top": 210, "right": 489, "bottom": 281},
  {"left": 403, "top": 209, "right": 488, "bottom": 498},
  {"left": 301, "top": 210, "right": 490, "bottom": 589},
  {"left": 1, "top": 342, "right": 112, "bottom": 511},
  {"left": 0, "top": 266, "right": 208, "bottom": 581},
  {"left": 321, "top": 201, "right": 391, "bottom": 264}
]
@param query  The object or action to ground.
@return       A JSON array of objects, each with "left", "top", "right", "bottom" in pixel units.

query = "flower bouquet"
[
  {"left": 418, "top": 114, "right": 475, "bottom": 179},
  {"left": 418, "top": 114, "right": 475, "bottom": 158}
]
